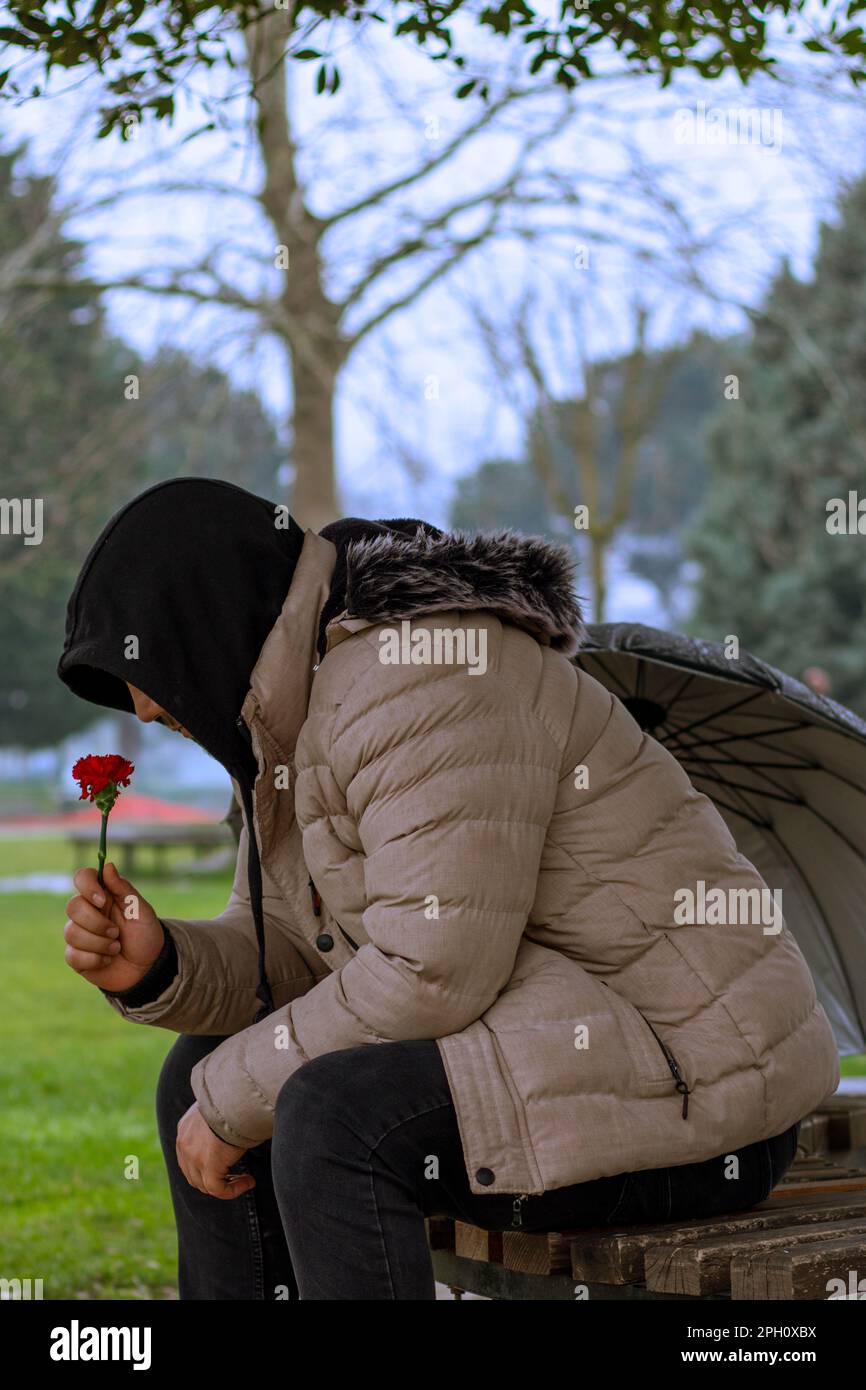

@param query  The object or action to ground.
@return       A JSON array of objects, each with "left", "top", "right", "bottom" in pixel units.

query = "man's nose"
[{"left": 135, "top": 698, "right": 163, "bottom": 723}]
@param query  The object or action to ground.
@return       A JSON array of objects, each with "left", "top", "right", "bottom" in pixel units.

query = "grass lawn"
[
  {"left": 0, "top": 836, "right": 233, "bottom": 1300},
  {"left": 1, "top": 835, "right": 864, "bottom": 1300}
]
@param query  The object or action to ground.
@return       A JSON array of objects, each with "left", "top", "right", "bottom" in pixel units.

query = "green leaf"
[
  {"left": 294, "top": 48, "right": 322, "bottom": 60},
  {"left": 128, "top": 32, "right": 159, "bottom": 47}
]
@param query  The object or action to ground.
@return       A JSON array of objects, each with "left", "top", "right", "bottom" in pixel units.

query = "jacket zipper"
[
  {"left": 601, "top": 983, "right": 692, "bottom": 1120},
  {"left": 638, "top": 1013, "right": 692, "bottom": 1119},
  {"left": 512, "top": 1194, "right": 531, "bottom": 1228},
  {"left": 308, "top": 878, "right": 359, "bottom": 951}
]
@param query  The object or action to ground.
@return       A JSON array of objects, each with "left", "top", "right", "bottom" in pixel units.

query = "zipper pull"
[
  {"left": 667, "top": 1060, "right": 691, "bottom": 1119},
  {"left": 512, "top": 1195, "right": 529, "bottom": 1228},
  {"left": 678, "top": 1082, "right": 690, "bottom": 1120},
  {"left": 308, "top": 878, "right": 322, "bottom": 917}
]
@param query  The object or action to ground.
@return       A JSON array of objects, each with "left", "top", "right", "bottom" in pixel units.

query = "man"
[{"left": 58, "top": 477, "right": 838, "bottom": 1300}]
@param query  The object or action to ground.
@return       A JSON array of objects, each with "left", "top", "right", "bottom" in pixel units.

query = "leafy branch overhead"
[{"left": 2, "top": 0, "right": 866, "bottom": 136}]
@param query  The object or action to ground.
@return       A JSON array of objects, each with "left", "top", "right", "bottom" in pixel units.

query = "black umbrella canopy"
[{"left": 575, "top": 623, "right": 866, "bottom": 1056}]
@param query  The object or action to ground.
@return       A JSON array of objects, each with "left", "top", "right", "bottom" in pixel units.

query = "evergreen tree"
[
  {"left": 688, "top": 178, "right": 866, "bottom": 713},
  {"left": 0, "top": 144, "right": 284, "bottom": 749}
]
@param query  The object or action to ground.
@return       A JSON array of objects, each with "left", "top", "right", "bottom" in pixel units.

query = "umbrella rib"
[
  {"left": 674, "top": 741, "right": 811, "bottom": 802},
  {"left": 579, "top": 654, "right": 633, "bottom": 700},
  {"left": 792, "top": 800, "right": 865, "bottom": 861},
  {"left": 663, "top": 722, "right": 814, "bottom": 751},
  {"left": 680, "top": 769, "right": 803, "bottom": 807},
  {"left": 661, "top": 688, "right": 768, "bottom": 741},
  {"left": 695, "top": 793, "right": 771, "bottom": 829},
  {"left": 660, "top": 726, "right": 804, "bottom": 821},
  {"left": 660, "top": 733, "right": 808, "bottom": 774},
  {"left": 759, "top": 825, "right": 866, "bottom": 1043},
  {"left": 675, "top": 751, "right": 865, "bottom": 858},
  {"left": 658, "top": 671, "right": 700, "bottom": 708},
  {"left": 673, "top": 757, "right": 816, "bottom": 769},
  {"left": 677, "top": 757, "right": 778, "bottom": 824}
]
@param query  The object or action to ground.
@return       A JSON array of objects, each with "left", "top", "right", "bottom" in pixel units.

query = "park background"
[{"left": 1, "top": 3, "right": 866, "bottom": 1297}]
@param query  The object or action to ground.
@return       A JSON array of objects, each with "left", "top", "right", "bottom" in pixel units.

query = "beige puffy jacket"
[{"left": 105, "top": 528, "right": 839, "bottom": 1196}]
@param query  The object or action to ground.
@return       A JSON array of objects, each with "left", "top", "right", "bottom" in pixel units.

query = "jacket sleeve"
[
  {"left": 101, "top": 819, "right": 320, "bottom": 1036},
  {"left": 191, "top": 659, "right": 560, "bottom": 1147}
]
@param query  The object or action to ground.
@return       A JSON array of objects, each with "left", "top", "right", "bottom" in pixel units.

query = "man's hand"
[
  {"left": 176, "top": 1102, "right": 253, "bottom": 1200},
  {"left": 64, "top": 860, "right": 164, "bottom": 993}
]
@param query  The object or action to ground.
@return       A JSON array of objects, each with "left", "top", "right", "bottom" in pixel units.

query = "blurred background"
[{"left": 2, "top": 5, "right": 866, "bottom": 1296}]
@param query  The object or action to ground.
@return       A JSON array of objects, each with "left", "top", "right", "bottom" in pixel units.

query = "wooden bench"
[{"left": 428, "top": 1096, "right": 866, "bottom": 1300}]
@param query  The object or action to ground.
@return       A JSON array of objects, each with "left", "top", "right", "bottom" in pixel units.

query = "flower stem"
[{"left": 97, "top": 811, "right": 108, "bottom": 888}]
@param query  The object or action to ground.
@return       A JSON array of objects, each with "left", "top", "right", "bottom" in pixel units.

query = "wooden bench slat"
[
  {"left": 731, "top": 1233, "right": 866, "bottom": 1300},
  {"left": 644, "top": 1215, "right": 866, "bottom": 1296},
  {"left": 778, "top": 1164, "right": 866, "bottom": 1182},
  {"left": 766, "top": 1176, "right": 866, "bottom": 1198},
  {"left": 502, "top": 1231, "right": 572, "bottom": 1275},
  {"left": 570, "top": 1192, "right": 866, "bottom": 1286}
]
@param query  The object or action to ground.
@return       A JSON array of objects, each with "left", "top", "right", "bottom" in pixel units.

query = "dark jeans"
[{"left": 156, "top": 1033, "right": 801, "bottom": 1301}]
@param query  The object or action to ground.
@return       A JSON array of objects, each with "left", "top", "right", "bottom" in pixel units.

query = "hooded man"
[{"left": 57, "top": 477, "right": 837, "bottom": 1300}]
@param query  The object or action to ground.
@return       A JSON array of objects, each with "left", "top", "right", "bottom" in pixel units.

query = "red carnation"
[{"left": 71, "top": 754, "right": 135, "bottom": 887}]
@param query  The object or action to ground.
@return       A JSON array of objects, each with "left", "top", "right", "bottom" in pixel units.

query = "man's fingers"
[
  {"left": 203, "top": 1170, "right": 255, "bottom": 1201},
  {"left": 64, "top": 944, "right": 112, "bottom": 973},
  {"left": 174, "top": 1141, "right": 197, "bottom": 1191},
  {"left": 72, "top": 867, "right": 110, "bottom": 907},
  {"left": 64, "top": 920, "right": 123, "bottom": 956},
  {"left": 102, "top": 861, "right": 136, "bottom": 900},
  {"left": 65, "top": 895, "right": 119, "bottom": 938},
  {"left": 175, "top": 1139, "right": 254, "bottom": 1200}
]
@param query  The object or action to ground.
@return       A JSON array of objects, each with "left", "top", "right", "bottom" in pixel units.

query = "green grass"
[
  {"left": 1, "top": 835, "right": 864, "bottom": 1298},
  {"left": 0, "top": 836, "right": 233, "bottom": 1299}
]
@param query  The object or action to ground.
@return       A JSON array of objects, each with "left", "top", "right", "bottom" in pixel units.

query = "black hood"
[
  {"left": 57, "top": 477, "right": 306, "bottom": 784},
  {"left": 57, "top": 476, "right": 306, "bottom": 1020}
]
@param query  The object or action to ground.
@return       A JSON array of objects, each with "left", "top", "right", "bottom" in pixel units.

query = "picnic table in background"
[
  {"left": 66, "top": 819, "right": 234, "bottom": 878},
  {"left": 32, "top": 789, "right": 237, "bottom": 879}
]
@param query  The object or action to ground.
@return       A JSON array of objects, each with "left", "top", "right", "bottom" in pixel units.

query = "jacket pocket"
[{"left": 608, "top": 986, "right": 692, "bottom": 1117}]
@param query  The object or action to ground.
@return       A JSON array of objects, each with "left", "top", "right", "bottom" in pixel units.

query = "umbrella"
[{"left": 575, "top": 624, "right": 866, "bottom": 1055}]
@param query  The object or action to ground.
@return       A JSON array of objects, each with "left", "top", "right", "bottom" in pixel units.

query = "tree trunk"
[
  {"left": 244, "top": 13, "right": 345, "bottom": 529},
  {"left": 590, "top": 534, "right": 607, "bottom": 624},
  {"left": 289, "top": 341, "right": 341, "bottom": 529}
]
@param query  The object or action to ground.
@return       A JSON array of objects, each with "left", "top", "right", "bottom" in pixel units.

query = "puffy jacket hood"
[{"left": 339, "top": 527, "right": 586, "bottom": 657}]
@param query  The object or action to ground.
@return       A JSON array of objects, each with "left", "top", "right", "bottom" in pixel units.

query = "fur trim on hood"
[{"left": 342, "top": 527, "right": 585, "bottom": 657}]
